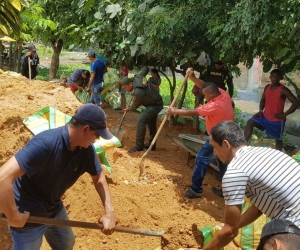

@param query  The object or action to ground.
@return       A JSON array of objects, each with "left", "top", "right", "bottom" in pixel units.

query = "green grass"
[
  {"left": 37, "top": 63, "right": 90, "bottom": 81},
  {"left": 160, "top": 77, "right": 195, "bottom": 108}
]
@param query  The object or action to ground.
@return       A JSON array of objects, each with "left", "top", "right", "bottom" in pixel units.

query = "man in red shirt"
[
  {"left": 244, "top": 69, "right": 299, "bottom": 151},
  {"left": 167, "top": 68, "right": 234, "bottom": 199}
]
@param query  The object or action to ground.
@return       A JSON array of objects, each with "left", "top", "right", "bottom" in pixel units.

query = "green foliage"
[
  {"left": 0, "top": 0, "right": 28, "bottom": 36},
  {"left": 21, "top": 4, "right": 56, "bottom": 41},
  {"left": 234, "top": 106, "right": 246, "bottom": 129},
  {"left": 159, "top": 77, "right": 195, "bottom": 108}
]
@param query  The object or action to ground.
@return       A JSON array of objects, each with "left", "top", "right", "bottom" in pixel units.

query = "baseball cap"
[
  {"left": 120, "top": 76, "right": 134, "bottom": 85},
  {"left": 87, "top": 49, "right": 96, "bottom": 58},
  {"left": 27, "top": 44, "right": 36, "bottom": 52},
  {"left": 257, "top": 219, "right": 300, "bottom": 250},
  {"left": 73, "top": 104, "right": 113, "bottom": 140}
]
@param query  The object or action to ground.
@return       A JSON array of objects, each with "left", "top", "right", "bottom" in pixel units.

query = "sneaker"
[
  {"left": 128, "top": 146, "right": 144, "bottom": 153},
  {"left": 185, "top": 188, "right": 202, "bottom": 199},
  {"left": 144, "top": 142, "right": 156, "bottom": 151},
  {"left": 212, "top": 187, "right": 224, "bottom": 198}
]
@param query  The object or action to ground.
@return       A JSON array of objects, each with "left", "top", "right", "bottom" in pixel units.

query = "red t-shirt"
[
  {"left": 264, "top": 84, "right": 285, "bottom": 122},
  {"left": 196, "top": 88, "right": 234, "bottom": 134},
  {"left": 119, "top": 66, "right": 129, "bottom": 77}
]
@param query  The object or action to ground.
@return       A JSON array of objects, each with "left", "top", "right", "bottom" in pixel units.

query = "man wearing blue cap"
[{"left": 0, "top": 104, "right": 116, "bottom": 250}]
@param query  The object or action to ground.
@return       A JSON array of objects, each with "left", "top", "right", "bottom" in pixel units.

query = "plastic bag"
[{"left": 197, "top": 52, "right": 211, "bottom": 66}]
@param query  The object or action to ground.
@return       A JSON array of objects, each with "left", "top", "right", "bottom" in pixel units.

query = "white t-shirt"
[{"left": 222, "top": 146, "right": 300, "bottom": 227}]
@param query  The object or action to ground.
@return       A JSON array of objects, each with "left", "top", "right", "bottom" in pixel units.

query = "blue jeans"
[
  {"left": 191, "top": 140, "right": 227, "bottom": 194},
  {"left": 9, "top": 207, "right": 75, "bottom": 250},
  {"left": 90, "top": 83, "right": 103, "bottom": 106}
]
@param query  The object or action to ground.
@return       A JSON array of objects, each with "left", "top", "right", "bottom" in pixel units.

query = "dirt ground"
[{"left": 0, "top": 74, "right": 241, "bottom": 250}]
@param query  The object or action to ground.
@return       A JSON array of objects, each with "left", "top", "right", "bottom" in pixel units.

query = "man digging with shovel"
[
  {"left": 167, "top": 68, "right": 234, "bottom": 199},
  {"left": 0, "top": 104, "right": 116, "bottom": 250},
  {"left": 121, "top": 66, "right": 163, "bottom": 153}
]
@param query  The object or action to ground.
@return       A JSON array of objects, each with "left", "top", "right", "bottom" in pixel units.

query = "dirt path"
[{"left": 0, "top": 74, "right": 241, "bottom": 249}]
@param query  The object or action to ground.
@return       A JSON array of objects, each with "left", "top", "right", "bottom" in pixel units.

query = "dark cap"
[
  {"left": 215, "top": 60, "right": 224, "bottom": 65},
  {"left": 87, "top": 49, "right": 96, "bottom": 58},
  {"left": 27, "top": 44, "right": 36, "bottom": 52},
  {"left": 73, "top": 104, "right": 113, "bottom": 140},
  {"left": 120, "top": 76, "right": 134, "bottom": 85},
  {"left": 257, "top": 219, "right": 300, "bottom": 250}
]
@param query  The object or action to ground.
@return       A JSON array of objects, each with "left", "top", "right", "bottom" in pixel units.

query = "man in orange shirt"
[{"left": 167, "top": 68, "right": 234, "bottom": 199}]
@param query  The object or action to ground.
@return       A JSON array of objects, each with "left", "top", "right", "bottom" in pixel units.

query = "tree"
[
  {"left": 78, "top": 0, "right": 220, "bottom": 124},
  {"left": 23, "top": 0, "right": 94, "bottom": 79},
  {"left": 0, "top": 0, "right": 29, "bottom": 36},
  {"left": 205, "top": 0, "right": 300, "bottom": 100}
]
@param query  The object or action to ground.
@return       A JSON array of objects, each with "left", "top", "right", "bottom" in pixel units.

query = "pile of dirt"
[{"left": 0, "top": 74, "right": 239, "bottom": 249}]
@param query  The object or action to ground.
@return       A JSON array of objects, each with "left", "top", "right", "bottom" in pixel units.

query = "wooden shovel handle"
[
  {"left": 0, "top": 212, "right": 164, "bottom": 237},
  {"left": 142, "top": 73, "right": 189, "bottom": 155},
  {"left": 28, "top": 56, "right": 31, "bottom": 81}
]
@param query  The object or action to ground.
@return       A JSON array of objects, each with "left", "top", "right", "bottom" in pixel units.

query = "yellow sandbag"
[{"left": 233, "top": 197, "right": 270, "bottom": 249}]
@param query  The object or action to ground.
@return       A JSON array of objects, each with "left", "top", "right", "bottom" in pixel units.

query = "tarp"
[
  {"left": 197, "top": 197, "right": 270, "bottom": 250},
  {"left": 23, "top": 106, "right": 122, "bottom": 173}
]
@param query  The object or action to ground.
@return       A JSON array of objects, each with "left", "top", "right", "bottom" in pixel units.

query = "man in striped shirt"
[
  {"left": 199, "top": 120, "right": 300, "bottom": 250},
  {"left": 184, "top": 121, "right": 300, "bottom": 250}
]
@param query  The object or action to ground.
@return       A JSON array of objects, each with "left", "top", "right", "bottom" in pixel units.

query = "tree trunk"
[
  {"left": 16, "top": 40, "right": 23, "bottom": 73},
  {"left": 8, "top": 43, "right": 13, "bottom": 70},
  {"left": 50, "top": 39, "right": 63, "bottom": 80}
]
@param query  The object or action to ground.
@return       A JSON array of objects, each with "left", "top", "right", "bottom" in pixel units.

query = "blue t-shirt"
[
  {"left": 91, "top": 60, "right": 105, "bottom": 85},
  {"left": 149, "top": 77, "right": 160, "bottom": 86},
  {"left": 14, "top": 125, "right": 102, "bottom": 226}
]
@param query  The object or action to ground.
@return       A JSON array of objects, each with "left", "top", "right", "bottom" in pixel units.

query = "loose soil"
[{"left": 0, "top": 74, "right": 240, "bottom": 250}]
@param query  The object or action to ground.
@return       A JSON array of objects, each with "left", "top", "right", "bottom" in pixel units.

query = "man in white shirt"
[{"left": 185, "top": 120, "right": 300, "bottom": 250}]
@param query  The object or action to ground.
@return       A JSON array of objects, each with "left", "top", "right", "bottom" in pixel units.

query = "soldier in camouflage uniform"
[{"left": 121, "top": 67, "right": 163, "bottom": 153}]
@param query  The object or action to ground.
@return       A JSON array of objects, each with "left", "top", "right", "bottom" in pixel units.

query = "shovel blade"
[{"left": 111, "top": 127, "right": 125, "bottom": 141}]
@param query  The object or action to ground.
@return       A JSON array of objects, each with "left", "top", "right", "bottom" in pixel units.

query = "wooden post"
[
  {"left": 8, "top": 43, "right": 13, "bottom": 70},
  {"left": 16, "top": 40, "right": 23, "bottom": 73}
]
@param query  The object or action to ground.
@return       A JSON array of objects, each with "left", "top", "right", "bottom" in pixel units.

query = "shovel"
[
  {"left": 111, "top": 97, "right": 132, "bottom": 141},
  {"left": 28, "top": 56, "right": 31, "bottom": 82},
  {"left": 139, "top": 73, "right": 189, "bottom": 176},
  {"left": 0, "top": 212, "right": 163, "bottom": 237}
]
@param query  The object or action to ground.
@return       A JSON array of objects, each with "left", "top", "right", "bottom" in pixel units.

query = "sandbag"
[
  {"left": 198, "top": 197, "right": 270, "bottom": 249},
  {"left": 23, "top": 106, "right": 121, "bottom": 173},
  {"left": 75, "top": 89, "right": 91, "bottom": 104},
  {"left": 233, "top": 197, "right": 270, "bottom": 249}
]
